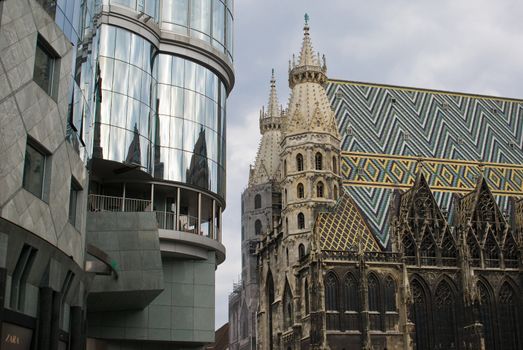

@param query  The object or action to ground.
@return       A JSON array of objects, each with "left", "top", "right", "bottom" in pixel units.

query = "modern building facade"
[
  {"left": 0, "top": 0, "right": 93, "bottom": 348},
  {"left": 0, "top": 0, "right": 234, "bottom": 348},
  {"left": 229, "top": 20, "right": 522, "bottom": 350}
]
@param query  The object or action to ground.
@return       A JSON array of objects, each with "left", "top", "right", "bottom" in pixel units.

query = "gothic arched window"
[
  {"left": 283, "top": 281, "right": 293, "bottom": 329},
  {"left": 333, "top": 185, "right": 338, "bottom": 200},
  {"left": 296, "top": 153, "right": 304, "bottom": 172},
  {"left": 484, "top": 230, "right": 500, "bottom": 268},
  {"left": 477, "top": 281, "right": 495, "bottom": 350},
  {"left": 384, "top": 276, "right": 397, "bottom": 331},
  {"left": 240, "top": 304, "right": 249, "bottom": 339},
  {"left": 284, "top": 159, "right": 287, "bottom": 176},
  {"left": 254, "top": 194, "right": 262, "bottom": 209},
  {"left": 332, "top": 156, "right": 337, "bottom": 174},
  {"left": 410, "top": 279, "right": 431, "bottom": 350},
  {"left": 503, "top": 233, "right": 519, "bottom": 268},
  {"left": 297, "top": 183, "right": 304, "bottom": 198},
  {"left": 315, "top": 152, "right": 323, "bottom": 170},
  {"left": 367, "top": 274, "right": 380, "bottom": 330},
  {"left": 419, "top": 232, "right": 436, "bottom": 265},
  {"left": 402, "top": 234, "right": 416, "bottom": 265},
  {"left": 297, "top": 212, "right": 305, "bottom": 229},
  {"left": 325, "top": 272, "right": 339, "bottom": 330},
  {"left": 467, "top": 231, "right": 481, "bottom": 267},
  {"left": 304, "top": 279, "right": 310, "bottom": 315},
  {"left": 433, "top": 281, "right": 457, "bottom": 349},
  {"left": 342, "top": 273, "right": 359, "bottom": 330},
  {"left": 316, "top": 182, "right": 324, "bottom": 198},
  {"left": 499, "top": 282, "right": 520, "bottom": 350},
  {"left": 267, "top": 271, "right": 275, "bottom": 350},
  {"left": 298, "top": 244, "right": 306, "bottom": 260},
  {"left": 440, "top": 231, "right": 457, "bottom": 266},
  {"left": 255, "top": 219, "right": 262, "bottom": 235}
]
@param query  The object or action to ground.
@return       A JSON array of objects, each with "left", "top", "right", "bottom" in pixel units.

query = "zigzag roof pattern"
[
  {"left": 315, "top": 191, "right": 380, "bottom": 252},
  {"left": 326, "top": 79, "right": 523, "bottom": 247}
]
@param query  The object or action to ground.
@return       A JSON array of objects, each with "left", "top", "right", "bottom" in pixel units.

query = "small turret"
[{"left": 259, "top": 69, "right": 283, "bottom": 134}]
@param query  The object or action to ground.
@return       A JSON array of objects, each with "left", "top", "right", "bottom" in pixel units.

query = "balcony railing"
[
  {"left": 88, "top": 194, "right": 151, "bottom": 212},
  {"left": 154, "top": 211, "right": 199, "bottom": 234}
]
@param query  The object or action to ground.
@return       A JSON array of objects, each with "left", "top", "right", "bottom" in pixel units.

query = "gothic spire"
[
  {"left": 284, "top": 17, "right": 338, "bottom": 137},
  {"left": 264, "top": 69, "right": 281, "bottom": 120}
]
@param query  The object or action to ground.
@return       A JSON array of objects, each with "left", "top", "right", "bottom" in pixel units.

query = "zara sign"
[{"left": 1, "top": 323, "right": 32, "bottom": 350}]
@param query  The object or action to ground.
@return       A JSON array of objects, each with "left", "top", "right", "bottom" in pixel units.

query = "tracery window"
[
  {"left": 433, "top": 281, "right": 457, "bottom": 349},
  {"left": 499, "top": 282, "right": 520, "bottom": 350},
  {"left": 297, "top": 183, "right": 304, "bottom": 198},
  {"left": 440, "top": 231, "right": 457, "bottom": 266},
  {"left": 325, "top": 272, "right": 339, "bottom": 330},
  {"left": 316, "top": 182, "right": 324, "bottom": 198},
  {"left": 297, "top": 212, "right": 305, "bottom": 229},
  {"left": 342, "top": 273, "right": 359, "bottom": 331},
  {"left": 296, "top": 153, "right": 304, "bottom": 171},
  {"left": 477, "top": 282, "right": 495, "bottom": 350},
  {"left": 255, "top": 219, "right": 262, "bottom": 235},
  {"left": 384, "top": 276, "right": 397, "bottom": 331},
  {"left": 267, "top": 271, "right": 275, "bottom": 350},
  {"left": 304, "top": 279, "right": 310, "bottom": 315},
  {"left": 240, "top": 304, "right": 249, "bottom": 339},
  {"left": 368, "top": 274, "right": 380, "bottom": 330},
  {"left": 483, "top": 231, "right": 500, "bottom": 268},
  {"left": 283, "top": 281, "right": 293, "bottom": 329},
  {"left": 332, "top": 156, "right": 337, "bottom": 174},
  {"left": 419, "top": 232, "right": 436, "bottom": 265},
  {"left": 402, "top": 234, "right": 416, "bottom": 265},
  {"left": 411, "top": 280, "right": 430, "bottom": 350},
  {"left": 467, "top": 232, "right": 481, "bottom": 267},
  {"left": 315, "top": 152, "right": 323, "bottom": 170},
  {"left": 254, "top": 194, "right": 262, "bottom": 209},
  {"left": 503, "top": 233, "right": 519, "bottom": 268}
]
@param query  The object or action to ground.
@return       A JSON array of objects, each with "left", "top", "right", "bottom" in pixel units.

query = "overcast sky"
[{"left": 214, "top": 0, "right": 523, "bottom": 327}]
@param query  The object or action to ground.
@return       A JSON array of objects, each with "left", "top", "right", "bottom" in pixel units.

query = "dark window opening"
[
  {"left": 316, "top": 182, "right": 324, "bottom": 198},
  {"left": 296, "top": 153, "right": 304, "bottom": 171},
  {"left": 255, "top": 219, "right": 262, "bottom": 236},
  {"left": 315, "top": 152, "right": 323, "bottom": 170},
  {"left": 297, "top": 183, "right": 304, "bottom": 199},
  {"left": 297, "top": 212, "right": 305, "bottom": 229},
  {"left": 10, "top": 245, "right": 38, "bottom": 311},
  {"left": 254, "top": 194, "right": 262, "bottom": 209},
  {"left": 34, "top": 35, "right": 60, "bottom": 99}
]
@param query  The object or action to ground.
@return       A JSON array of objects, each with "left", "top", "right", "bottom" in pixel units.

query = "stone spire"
[
  {"left": 285, "top": 16, "right": 338, "bottom": 137},
  {"left": 249, "top": 71, "right": 283, "bottom": 186},
  {"left": 265, "top": 69, "right": 281, "bottom": 122}
]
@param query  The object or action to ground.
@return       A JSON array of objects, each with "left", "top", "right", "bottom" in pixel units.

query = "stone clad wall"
[{"left": 0, "top": 0, "right": 88, "bottom": 265}]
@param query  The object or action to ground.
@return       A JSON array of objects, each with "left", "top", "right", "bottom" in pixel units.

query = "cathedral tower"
[
  {"left": 229, "top": 72, "right": 283, "bottom": 350},
  {"left": 280, "top": 18, "right": 342, "bottom": 258}
]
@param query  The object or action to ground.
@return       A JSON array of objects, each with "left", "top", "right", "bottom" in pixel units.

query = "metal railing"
[
  {"left": 154, "top": 211, "right": 199, "bottom": 234},
  {"left": 88, "top": 194, "right": 151, "bottom": 212}
]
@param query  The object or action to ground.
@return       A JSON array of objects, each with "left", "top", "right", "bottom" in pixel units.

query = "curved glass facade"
[
  {"left": 161, "top": 0, "right": 234, "bottom": 61},
  {"left": 101, "top": 0, "right": 160, "bottom": 22},
  {"left": 153, "top": 53, "right": 226, "bottom": 196},
  {"left": 94, "top": 25, "right": 157, "bottom": 170},
  {"left": 94, "top": 25, "right": 226, "bottom": 197}
]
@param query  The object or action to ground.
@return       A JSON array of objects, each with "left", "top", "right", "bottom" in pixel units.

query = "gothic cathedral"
[{"left": 229, "top": 19, "right": 523, "bottom": 350}]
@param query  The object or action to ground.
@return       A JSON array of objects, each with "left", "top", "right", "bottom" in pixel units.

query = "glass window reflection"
[{"left": 114, "top": 28, "right": 131, "bottom": 62}]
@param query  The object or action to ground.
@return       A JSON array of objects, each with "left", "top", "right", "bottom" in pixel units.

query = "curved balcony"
[{"left": 87, "top": 189, "right": 225, "bottom": 264}]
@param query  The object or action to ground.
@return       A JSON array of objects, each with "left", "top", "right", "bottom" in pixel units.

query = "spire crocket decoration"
[
  {"left": 284, "top": 16, "right": 339, "bottom": 137},
  {"left": 249, "top": 70, "right": 283, "bottom": 186}
]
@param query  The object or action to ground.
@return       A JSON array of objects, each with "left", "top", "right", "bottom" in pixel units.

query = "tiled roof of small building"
[{"left": 316, "top": 192, "right": 381, "bottom": 252}]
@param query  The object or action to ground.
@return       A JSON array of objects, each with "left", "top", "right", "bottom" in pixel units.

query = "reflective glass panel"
[
  {"left": 23, "top": 144, "right": 46, "bottom": 198},
  {"left": 114, "top": 28, "right": 131, "bottom": 62}
]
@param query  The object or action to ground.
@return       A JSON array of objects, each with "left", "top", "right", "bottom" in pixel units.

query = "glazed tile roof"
[{"left": 316, "top": 191, "right": 381, "bottom": 252}]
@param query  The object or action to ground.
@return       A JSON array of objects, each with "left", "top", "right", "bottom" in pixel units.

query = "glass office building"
[{"left": 83, "top": 0, "right": 234, "bottom": 348}]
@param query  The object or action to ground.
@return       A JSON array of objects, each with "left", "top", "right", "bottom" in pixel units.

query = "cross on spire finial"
[{"left": 304, "top": 13, "right": 309, "bottom": 25}]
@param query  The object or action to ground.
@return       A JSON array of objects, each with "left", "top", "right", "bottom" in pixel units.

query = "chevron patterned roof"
[
  {"left": 316, "top": 192, "right": 380, "bottom": 252},
  {"left": 326, "top": 80, "right": 523, "bottom": 247}
]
